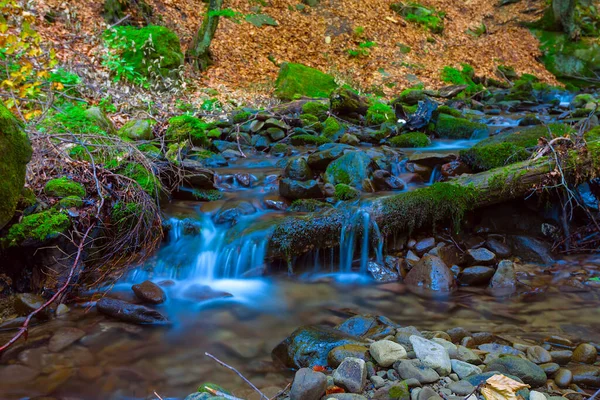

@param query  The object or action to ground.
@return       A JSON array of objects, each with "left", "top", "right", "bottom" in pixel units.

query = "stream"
[{"left": 2, "top": 100, "right": 600, "bottom": 399}]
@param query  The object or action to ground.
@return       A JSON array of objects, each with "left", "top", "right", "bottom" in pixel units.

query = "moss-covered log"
[
  {"left": 187, "top": 0, "right": 223, "bottom": 71},
  {"left": 268, "top": 154, "right": 597, "bottom": 259}
]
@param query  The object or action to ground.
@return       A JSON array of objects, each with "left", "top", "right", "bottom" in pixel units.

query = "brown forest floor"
[{"left": 35, "top": 0, "right": 559, "bottom": 100}]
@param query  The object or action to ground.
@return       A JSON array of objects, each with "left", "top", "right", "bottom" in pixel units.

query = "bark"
[
  {"left": 267, "top": 155, "right": 596, "bottom": 259},
  {"left": 187, "top": 0, "right": 223, "bottom": 71},
  {"left": 552, "top": 0, "right": 578, "bottom": 39}
]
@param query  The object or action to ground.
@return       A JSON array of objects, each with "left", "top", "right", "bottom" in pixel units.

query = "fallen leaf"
[{"left": 481, "top": 374, "right": 530, "bottom": 400}]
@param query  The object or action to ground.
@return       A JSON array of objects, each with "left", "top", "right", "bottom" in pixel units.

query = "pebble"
[
  {"left": 529, "top": 391, "right": 546, "bottom": 400},
  {"left": 417, "top": 387, "right": 438, "bottom": 400},
  {"left": 290, "top": 368, "right": 327, "bottom": 400},
  {"left": 131, "top": 280, "right": 167, "bottom": 304},
  {"left": 369, "top": 340, "right": 408, "bottom": 367},
  {"left": 333, "top": 357, "right": 367, "bottom": 393},
  {"left": 447, "top": 380, "right": 475, "bottom": 396},
  {"left": 539, "top": 362, "right": 559, "bottom": 375},
  {"left": 394, "top": 360, "right": 440, "bottom": 384},
  {"left": 527, "top": 346, "right": 552, "bottom": 364},
  {"left": 554, "top": 367, "right": 573, "bottom": 388},
  {"left": 450, "top": 359, "right": 482, "bottom": 379},
  {"left": 466, "top": 248, "right": 496, "bottom": 265},
  {"left": 415, "top": 237, "right": 436, "bottom": 254},
  {"left": 572, "top": 343, "right": 597, "bottom": 364},
  {"left": 549, "top": 350, "right": 572, "bottom": 365},
  {"left": 370, "top": 375, "right": 386, "bottom": 389},
  {"left": 410, "top": 335, "right": 452, "bottom": 376}
]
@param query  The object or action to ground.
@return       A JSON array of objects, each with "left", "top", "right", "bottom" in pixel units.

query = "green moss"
[
  {"left": 395, "top": 88, "right": 427, "bottom": 105},
  {"left": 103, "top": 25, "right": 183, "bottom": 82},
  {"left": 441, "top": 64, "right": 484, "bottom": 96},
  {"left": 290, "top": 134, "right": 332, "bottom": 146},
  {"left": 44, "top": 177, "right": 86, "bottom": 198},
  {"left": 57, "top": 196, "right": 83, "bottom": 209},
  {"left": 388, "top": 381, "right": 410, "bottom": 399},
  {"left": 391, "top": 2, "right": 445, "bottom": 33},
  {"left": 289, "top": 199, "right": 333, "bottom": 212},
  {"left": 19, "top": 187, "right": 37, "bottom": 208},
  {"left": 117, "top": 162, "right": 161, "bottom": 195},
  {"left": 207, "top": 128, "right": 222, "bottom": 139},
  {"left": 0, "top": 103, "right": 32, "bottom": 229},
  {"left": 571, "top": 93, "right": 597, "bottom": 108},
  {"left": 390, "top": 132, "right": 431, "bottom": 148},
  {"left": 118, "top": 119, "right": 155, "bottom": 140},
  {"left": 111, "top": 201, "right": 143, "bottom": 232},
  {"left": 166, "top": 115, "right": 209, "bottom": 146},
  {"left": 192, "top": 189, "right": 223, "bottom": 201},
  {"left": 299, "top": 113, "right": 323, "bottom": 131},
  {"left": 584, "top": 126, "right": 600, "bottom": 169},
  {"left": 322, "top": 116, "right": 342, "bottom": 137},
  {"left": 460, "top": 123, "right": 573, "bottom": 171},
  {"left": 334, "top": 183, "right": 360, "bottom": 201},
  {"left": 270, "top": 143, "right": 292, "bottom": 156},
  {"left": 436, "top": 105, "right": 462, "bottom": 118},
  {"left": 232, "top": 111, "right": 252, "bottom": 124},
  {"left": 434, "top": 114, "right": 487, "bottom": 139},
  {"left": 302, "top": 101, "right": 329, "bottom": 120},
  {"left": 366, "top": 102, "right": 395, "bottom": 125},
  {"left": 4, "top": 210, "right": 70, "bottom": 245},
  {"left": 39, "top": 104, "right": 109, "bottom": 136},
  {"left": 506, "top": 77, "right": 536, "bottom": 101},
  {"left": 380, "top": 182, "right": 478, "bottom": 234},
  {"left": 274, "top": 63, "right": 338, "bottom": 100},
  {"left": 370, "top": 128, "right": 390, "bottom": 142}
]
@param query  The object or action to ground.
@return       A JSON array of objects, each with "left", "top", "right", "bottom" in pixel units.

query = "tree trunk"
[
  {"left": 187, "top": 0, "right": 223, "bottom": 71},
  {"left": 552, "top": 0, "right": 578, "bottom": 39},
  {"left": 267, "top": 154, "right": 597, "bottom": 260}
]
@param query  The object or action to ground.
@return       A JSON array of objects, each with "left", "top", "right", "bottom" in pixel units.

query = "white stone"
[
  {"left": 450, "top": 359, "right": 482, "bottom": 379},
  {"left": 432, "top": 338, "right": 458, "bottom": 358},
  {"left": 369, "top": 340, "right": 408, "bottom": 367},
  {"left": 529, "top": 391, "right": 547, "bottom": 400},
  {"left": 410, "top": 335, "right": 452, "bottom": 376}
]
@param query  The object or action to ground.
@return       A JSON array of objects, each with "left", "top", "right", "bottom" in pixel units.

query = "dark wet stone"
[
  {"left": 307, "top": 143, "right": 355, "bottom": 170},
  {"left": 132, "top": 280, "right": 166, "bottom": 304},
  {"left": 466, "top": 248, "right": 496, "bottom": 265},
  {"left": 549, "top": 350, "right": 572, "bottom": 365},
  {"left": 96, "top": 298, "right": 168, "bottom": 325},
  {"left": 14, "top": 293, "right": 45, "bottom": 316},
  {"left": 572, "top": 343, "right": 597, "bottom": 364},
  {"left": 48, "top": 327, "right": 86, "bottom": 352},
  {"left": 554, "top": 368, "right": 573, "bottom": 388},
  {"left": 446, "top": 327, "right": 471, "bottom": 343},
  {"left": 414, "top": 237, "right": 436, "bottom": 255},
  {"left": 372, "top": 170, "right": 405, "bottom": 191},
  {"left": 272, "top": 325, "right": 366, "bottom": 369},
  {"left": 327, "top": 344, "right": 370, "bottom": 367},
  {"left": 183, "top": 285, "right": 233, "bottom": 302},
  {"left": 290, "top": 368, "right": 327, "bottom": 400},
  {"left": 408, "top": 153, "right": 455, "bottom": 168},
  {"left": 252, "top": 134, "right": 271, "bottom": 151},
  {"left": 570, "top": 365, "right": 600, "bottom": 387},
  {"left": 448, "top": 380, "right": 475, "bottom": 396},
  {"left": 0, "top": 364, "right": 40, "bottom": 384},
  {"left": 511, "top": 236, "right": 554, "bottom": 264},
  {"left": 441, "top": 160, "right": 471, "bottom": 178},
  {"left": 539, "top": 362, "right": 560, "bottom": 375},
  {"left": 393, "top": 359, "right": 440, "bottom": 384},
  {"left": 279, "top": 178, "right": 323, "bottom": 200},
  {"left": 405, "top": 255, "right": 456, "bottom": 293},
  {"left": 234, "top": 173, "right": 257, "bottom": 187},
  {"left": 333, "top": 357, "right": 367, "bottom": 393},
  {"left": 368, "top": 261, "right": 399, "bottom": 282},
  {"left": 471, "top": 332, "right": 494, "bottom": 345},
  {"left": 214, "top": 201, "right": 256, "bottom": 225},
  {"left": 485, "top": 238, "right": 511, "bottom": 258},
  {"left": 284, "top": 157, "right": 313, "bottom": 181},
  {"left": 325, "top": 151, "right": 373, "bottom": 189},
  {"left": 336, "top": 315, "right": 378, "bottom": 337},
  {"left": 264, "top": 199, "right": 287, "bottom": 210},
  {"left": 478, "top": 343, "right": 522, "bottom": 356},
  {"left": 459, "top": 266, "right": 495, "bottom": 286},
  {"left": 437, "top": 245, "right": 466, "bottom": 267},
  {"left": 485, "top": 355, "right": 547, "bottom": 387},
  {"left": 488, "top": 260, "right": 517, "bottom": 295}
]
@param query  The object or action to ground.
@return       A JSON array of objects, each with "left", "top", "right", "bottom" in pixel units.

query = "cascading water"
[{"left": 338, "top": 205, "right": 384, "bottom": 274}]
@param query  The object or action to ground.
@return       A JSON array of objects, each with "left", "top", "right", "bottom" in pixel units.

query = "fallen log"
[{"left": 268, "top": 151, "right": 597, "bottom": 259}]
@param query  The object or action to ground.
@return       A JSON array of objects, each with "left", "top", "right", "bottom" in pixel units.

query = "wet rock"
[
  {"left": 372, "top": 170, "right": 406, "bottom": 191},
  {"left": 415, "top": 237, "right": 436, "bottom": 255},
  {"left": 441, "top": 160, "right": 471, "bottom": 178},
  {"left": 409, "top": 153, "right": 455, "bottom": 168},
  {"left": 432, "top": 338, "right": 458, "bottom": 358},
  {"left": 340, "top": 133, "right": 360, "bottom": 146},
  {"left": 373, "top": 381, "right": 410, "bottom": 399},
  {"left": 411, "top": 335, "right": 451, "bottom": 375},
  {"left": 0, "top": 364, "right": 40, "bottom": 384},
  {"left": 405, "top": 250, "right": 420, "bottom": 269},
  {"left": 234, "top": 173, "right": 257, "bottom": 187},
  {"left": 55, "top": 304, "right": 70, "bottom": 316},
  {"left": 48, "top": 327, "right": 85, "bottom": 352},
  {"left": 336, "top": 315, "right": 378, "bottom": 337},
  {"left": 451, "top": 359, "right": 482, "bottom": 379},
  {"left": 328, "top": 344, "right": 370, "bottom": 367},
  {"left": 290, "top": 367, "right": 326, "bottom": 400},
  {"left": 252, "top": 134, "right": 271, "bottom": 151},
  {"left": 540, "top": 363, "right": 559, "bottom": 375},
  {"left": 183, "top": 285, "right": 233, "bottom": 302},
  {"left": 549, "top": 350, "right": 572, "bottom": 365},
  {"left": 132, "top": 280, "right": 166, "bottom": 304},
  {"left": 456, "top": 346, "right": 481, "bottom": 365},
  {"left": 307, "top": 143, "right": 355, "bottom": 170},
  {"left": 394, "top": 360, "right": 440, "bottom": 384},
  {"left": 572, "top": 343, "right": 597, "bottom": 364},
  {"left": 405, "top": 255, "right": 456, "bottom": 293},
  {"left": 284, "top": 157, "right": 313, "bottom": 181},
  {"left": 488, "top": 260, "right": 517, "bottom": 295},
  {"left": 417, "top": 386, "right": 439, "bottom": 400},
  {"left": 272, "top": 325, "right": 366, "bottom": 369},
  {"left": 14, "top": 293, "right": 45, "bottom": 316},
  {"left": 571, "top": 364, "right": 600, "bottom": 387},
  {"left": 527, "top": 346, "right": 552, "bottom": 364},
  {"left": 325, "top": 151, "right": 373, "bottom": 189},
  {"left": 447, "top": 328, "right": 471, "bottom": 343},
  {"left": 485, "top": 238, "right": 511, "bottom": 258},
  {"left": 529, "top": 391, "right": 546, "bottom": 400},
  {"left": 325, "top": 394, "right": 368, "bottom": 400},
  {"left": 466, "top": 248, "right": 496, "bottom": 265},
  {"left": 370, "top": 340, "right": 408, "bottom": 367},
  {"left": 368, "top": 261, "right": 400, "bottom": 282},
  {"left": 437, "top": 245, "right": 466, "bottom": 267},
  {"left": 448, "top": 380, "right": 475, "bottom": 396},
  {"left": 459, "top": 266, "right": 495, "bottom": 286},
  {"left": 279, "top": 178, "right": 323, "bottom": 200},
  {"left": 333, "top": 357, "right": 367, "bottom": 393},
  {"left": 96, "top": 298, "right": 168, "bottom": 325},
  {"left": 214, "top": 201, "right": 256, "bottom": 225},
  {"left": 512, "top": 236, "right": 554, "bottom": 264},
  {"left": 554, "top": 368, "right": 573, "bottom": 388},
  {"left": 485, "top": 355, "right": 547, "bottom": 387},
  {"left": 264, "top": 199, "right": 286, "bottom": 211},
  {"left": 479, "top": 343, "right": 522, "bottom": 357},
  {"left": 266, "top": 127, "right": 285, "bottom": 141}
]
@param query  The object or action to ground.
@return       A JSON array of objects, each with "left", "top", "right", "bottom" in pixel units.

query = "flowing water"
[{"left": 1, "top": 107, "right": 599, "bottom": 399}]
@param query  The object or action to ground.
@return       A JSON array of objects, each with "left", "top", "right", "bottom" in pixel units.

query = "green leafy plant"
[
  {"left": 391, "top": 2, "right": 445, "bottom": 34},
  {"left": 440, "top": 63, "right": 484, "bottom": 97},
  {"left": 347, "top": 41, "right": 376, "bottom": 58}
]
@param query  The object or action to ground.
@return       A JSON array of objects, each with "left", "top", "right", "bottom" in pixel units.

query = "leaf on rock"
[{"left": 481, "top": 374, "right": 530, "bottom": 400}]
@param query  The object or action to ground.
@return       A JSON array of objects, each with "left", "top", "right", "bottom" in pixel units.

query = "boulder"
[
  {"left": 405, "top": 255, "right": 456, "bottom": 293},
  {"left": 307, "top": 143, "right": 355, "bottom": 170},
  {"left": 96, "top": 298, "right": 168, "bottom": 324},
  {"left": 325, "top": 151, "right": 373, "bottom": 189},
  {"left": 284, "top": 157, "right": 313, "bottom": 181},
  {"left": 118, "top": 119, "right": 155, "bottom": 140},
  {"left": 466, "top": 248, "right": 496, "bottom": 265},
  {"left": 279, "top": 178, "right": 323, "bottom": 200},
  {"left": 459, "top": 266, "right": 495, "bottom": 286},
  {"left": 0, "top": 103, "right": 33, "bottom": 229},
  {"left": 336, "top": 315, "right": 378, "bottom": 337}
]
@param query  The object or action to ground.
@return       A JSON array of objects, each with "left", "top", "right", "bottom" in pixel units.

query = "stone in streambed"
[
  {"left": 279, "top": 178, "right": 323, "bottom": 200},
  {"left": 394, "top": 359, "right": 440, "bottom": 384},
  {"left": 447, "top": 380, "right": 475, "bottom": 396},
  {"left": 132, "top": 280, "right": 166, "bottom": 304},
  {"left": 14, "top": 293, "right": 45, "bottom": 316},
  {"left": 451, "top": 359, "right": 482, "bottom": 379},
  {"left": 48, "top": 327, "right": 86, "bottom": 352},
  {"left": 572, "top": 343, "right": 597, "bottom": 364},
  {"left": 488, "top": 260, "right": 517, "bottom": 295},
  {"left": 373, "top": 381, "right": 410, "bottom": 399},
  {"left": 289, "top": 367, "right": 326, "bottom": 400},
  {"left": 328, "top": 344, "right": 370, "bottom": 367},
  {"left": 325, "top": 394, "right": 368, "bottom": 400},
  {"left": 369, "top": 340, "right": 407, "bottom": 367},
  {"left": 459, "top": 266, "right": 495, "bottom": 286},
  {"left": 485, "top": 355, "right": 547, "bottom": 387},
  {"left": 183, "top": 285, "right": 233, "bottom": 302},
  {"left": 549, "top": 350, "right": 572, "bottom": 365},
  {"left": 96, "top": 298, "right": 168, "bottom": 324},
  {"left": 410, "top": 335, "right": 452, "bottom": 376},
  {"left": 333, "top": 357, "right": 367, "bottom": 393},
  {"left": 554, "top": 368, "right": 573, "bottom": 387},
  {"left": 526, "top": 346, "right": 552, "bottom": 364},
  {"left": 336, "top": 315, "right": 378, "bottom": 337},
  {"left": 466, "top": 248, "right": 496, "bottom": 265},
  {"left": 570, "top": 364, "right": 600, "bottom": 387},
  {"left": 405, "top": 255, "right": 456, "bottom": 293}
]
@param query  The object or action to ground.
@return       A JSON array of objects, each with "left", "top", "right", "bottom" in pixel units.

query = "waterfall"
[{"left": 338, "top": 205, "right": 384, "bottom": 275}]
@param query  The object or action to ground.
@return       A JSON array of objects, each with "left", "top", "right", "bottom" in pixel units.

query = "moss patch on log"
[{"left": 3, "top": 210, "right": 71, "bottom": 246}]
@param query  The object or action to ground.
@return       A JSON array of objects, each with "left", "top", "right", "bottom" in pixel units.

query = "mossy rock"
[
  {"left": 103, "top": 25, "right": 184, "bottom": 80},
  {"left": 232, "top": 111, "right": 252, "bottom": 124},
  {"left": 0, "top": 103, "right": 32, "bottom": 229},
  {"left": 435, "top": 105, "right": 462, "bottom": 118},
  {"left": 390, "top": 132, "right": 431, "bottom": 148},
  {"left": 322, "top": 117, "right": 342, "bottom": 137},
  {"left": 571, "top": 93, "right": 597, "bottom": 108},
  {"left": 57, "top": 196, "right": 83, "bottom": 209},
  {"left": 394, "top": 88, "right": 428, "bottom": 105},
  {"left": 44, "top": 177, "right": 86, "bottom": 198},
  {"left": 84, "top": 107, "right": 115, "bottom": 134},
  {"left": 166, "top": 115, "right": 209, "bottom": 146},
  {"left": 434, "top": 114, "right": 488, "bottom": 139},
  {"left": 366, "top": 102, "right": 396, "bottom": 126},
  {"left": 290, "top": 134, "right": 332, "bottom": 146},
  {"left": 192, "top": 189, "right": 223, "bottom": 201},
  {"left": 330, "top": 87, "right": 369, "bottom": 121},
  {"left": 302, "top": 101, "right": 329, "bottom": 121},
  {"left": 274, "top": 63, "right": 338, "bottom": 100},
  {"left": 334, "top": 183, "right": 360, "bottom": 201},
  {"left": 299, "top": 114, "right": 323, "bottom": 131},
  {"left": 460, "top": 123, "right": 573, "bottom": 171},
  {"left": 289, "top": 199, "right": 333, "bottom": 212},
  {"left": 19, "top": 187, "right": 37, "bottom": 209},
  {"left": 118, "top": 119, "right": 155, "bottom": 140},
  {"left": 270, "top": 143, "right": 292, "bottom": 156},
  {"left": 3, "top": 210, "right": 71, "bottom": 246},
  {"left": 324, "top": 151, "right": 372, "bottom": 188}
]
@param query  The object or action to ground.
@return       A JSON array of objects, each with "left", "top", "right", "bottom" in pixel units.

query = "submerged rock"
[{"left": 96, "top": 298, "right": 168, "bottom": 324}]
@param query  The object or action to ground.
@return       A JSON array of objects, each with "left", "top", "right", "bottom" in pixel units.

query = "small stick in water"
[
  {"left": 204, "top": 387, "right": 244, "bottom": 400},
  {"left": 204, "top": 352, "right": 269, "bottom": 400}
]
